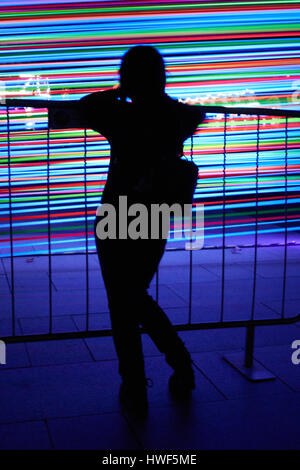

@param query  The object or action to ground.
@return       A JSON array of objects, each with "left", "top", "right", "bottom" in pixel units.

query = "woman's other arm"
[
  {"left": 4, "top": 98, "right": 67, "bottom": 109},
  {"left": 4, "top": 88, "right": 120, "bottom": 130},
  {"left": 4, "top": 98, "right": 84, "bottom": 129}
]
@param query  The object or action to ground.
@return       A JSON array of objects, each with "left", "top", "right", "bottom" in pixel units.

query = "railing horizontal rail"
[
  {"left": 2, "top": 313, "right": 300, "bottom": 345},
  {"left": 4, "top": 98, "right": 300, "bottom": 118}
]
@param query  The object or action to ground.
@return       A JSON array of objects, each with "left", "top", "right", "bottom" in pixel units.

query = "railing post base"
[
  {"left": 223, "top": 351, "right": 276, "bottom": 382},
  {"left": 223, "top": 326, "right": 276, "bottom": 382}
]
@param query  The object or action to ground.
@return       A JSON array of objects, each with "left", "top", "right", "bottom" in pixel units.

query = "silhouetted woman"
[{"left": 80, "top": 46, "right": 205, "bottom": 416}]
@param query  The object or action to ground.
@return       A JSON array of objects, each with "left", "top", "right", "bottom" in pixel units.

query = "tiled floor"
[{"left": 0, "top": 246, "right": 300, "bottom": 449}]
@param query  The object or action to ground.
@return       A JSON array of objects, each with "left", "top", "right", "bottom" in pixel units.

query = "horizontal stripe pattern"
[{"left": 0, "top": 0, "right": 300, "bottom": 255}]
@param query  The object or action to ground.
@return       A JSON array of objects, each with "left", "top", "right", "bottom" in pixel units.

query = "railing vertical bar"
[
  {"left": 155, "top": 268, "right": 159, "bottom": 302},
  {"left": 220, "top": 113, "right": 227, "bottom": 323},
  {"left": 244, "top": 324, "right": 255, "bottom": 368},
  {"left": 251, "top": 115, "right": 260, "bottom": 321},
  {"left": 84, "top": 128, "right": 89, "bottom": 331},
  {"left": 281, "top": 116, "right": 289, "bottom": 319},
  {"left": 188, "top": 134, "right": 195, "bottom": 325},
  {"left": 188, "top": 248, "right": 193, "bottom": 325},
  {"left": 6, "top": 106, "right": 15, "bottom": 336},
  {"left": 46, "top": 121, "right": 52, "bottom": 334}
]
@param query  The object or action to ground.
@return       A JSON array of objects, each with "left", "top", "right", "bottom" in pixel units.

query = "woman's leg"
[
  {"left": 128, "top": 237, "right": 195, "bottom": 396},
  {"left": 135, "top": 239, "right": 193, "bottom": 370},
  {"left": 95, "top": 237, "right": 146, "bottom": 383}
]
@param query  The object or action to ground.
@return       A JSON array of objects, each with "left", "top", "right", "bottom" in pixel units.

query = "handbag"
[{"left": 131, "top": 156, "right": 199, "bottom": 206}]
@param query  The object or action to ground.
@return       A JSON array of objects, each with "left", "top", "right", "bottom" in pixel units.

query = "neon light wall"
[{"left": 1, "top": 0, "right": 300, "bottom": 256}]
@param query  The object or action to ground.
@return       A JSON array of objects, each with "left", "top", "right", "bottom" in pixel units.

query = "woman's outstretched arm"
[
  {"left": 4, "top": 88, "right": 121, "bottom": 130},
  {"left": 4, "top": 98, "right": 84, "bottom": 129},
  {"left": 4, "top": 98, "right": 76, "bottom": 109}
]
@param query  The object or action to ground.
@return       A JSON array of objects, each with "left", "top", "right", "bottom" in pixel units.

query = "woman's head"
[{"left": 119, "top": 45, "right": 166, "bottom": 101}]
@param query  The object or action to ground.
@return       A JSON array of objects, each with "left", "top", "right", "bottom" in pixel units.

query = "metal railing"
[{"left": 1, "top": 99, "right": 300, "bottom": 381}]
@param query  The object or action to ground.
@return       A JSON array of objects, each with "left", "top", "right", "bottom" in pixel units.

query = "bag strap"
[
  {"left": 181, "top": 133, "right": 194, "bottom": 163},
  {"left": 190, "top": 134, "right": 194, "bottom": 163}
]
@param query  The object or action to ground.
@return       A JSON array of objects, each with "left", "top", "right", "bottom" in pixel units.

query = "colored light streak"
[{"left": 1, "top": 1, "right": 300, "bottom": 256}]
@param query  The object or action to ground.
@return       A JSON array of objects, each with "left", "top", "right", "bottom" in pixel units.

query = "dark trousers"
[{"left": 94, "top": 217, "right": 188, "bottom": 381}]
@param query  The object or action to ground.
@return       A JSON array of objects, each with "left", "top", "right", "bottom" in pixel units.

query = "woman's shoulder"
[
  {"left": 160, "top": 95, "right": 205, "bottom": 141},
  {"left": 164, "top": 95, "right": 205, "bottom": 120},
  {"left": 79, "top": 89, "right": 121, "bottom": 135}
]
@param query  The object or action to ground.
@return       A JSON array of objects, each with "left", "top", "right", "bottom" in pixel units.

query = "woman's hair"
[{"left": 119, "top": 45, "right": 166, "bottom": 99}]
